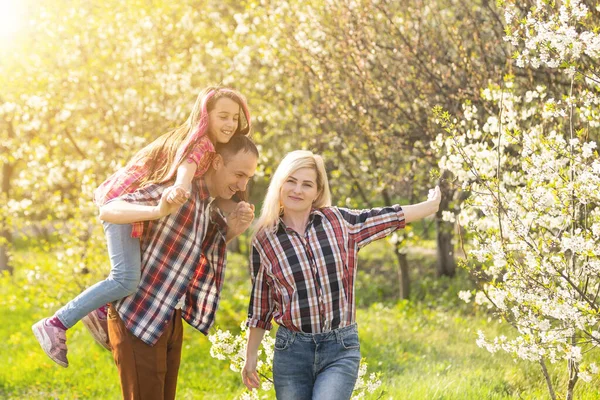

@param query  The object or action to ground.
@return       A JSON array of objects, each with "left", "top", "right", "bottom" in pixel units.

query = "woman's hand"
[
  {"left": 402, "top": 185, "right": 442, "bottom": 223},
  {"left": 241, "top": 353, "right": 261, "bottom": 390},
  {"left": 427, "top": 185, "right": 442, "bottom": 212}
]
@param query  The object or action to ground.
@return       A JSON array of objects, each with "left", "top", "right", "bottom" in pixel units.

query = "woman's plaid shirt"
[
  {"left": 247, "top": 205, "right": 405, "bottom": 333},
  {"left": 112, "top": 178, "right": 228, "bottom": 346}
]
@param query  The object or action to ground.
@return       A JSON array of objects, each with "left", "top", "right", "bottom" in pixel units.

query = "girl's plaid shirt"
[
  {"left": 94, "top": 136, "right": 215, "bottom": 238},
  {"left": 112, "top": 178, "right": 228, "bottom": 346},
  {"left": 247, "top": 205, "right": 405, "bottom": 333}
]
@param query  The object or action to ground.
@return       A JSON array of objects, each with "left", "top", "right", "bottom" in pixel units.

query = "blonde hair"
[{"left": 254, "top": 150, "right": 331, "bottom": 235}]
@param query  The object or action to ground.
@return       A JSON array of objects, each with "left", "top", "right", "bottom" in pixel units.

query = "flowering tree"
[
  {"left": 2, "top": 0, "right": 525, "bottom": 302},
  {"left": 208, "top": 323, "right": 382, "bottom": 399},
  {"left": 434, "top": 1, "right": 600, "bottom": 398},
  {"left": 225, "top": 0, "right": 516, "bottom": 298},
  {"left": 0, "top": 0, "right": 289, "bottom": 305}
]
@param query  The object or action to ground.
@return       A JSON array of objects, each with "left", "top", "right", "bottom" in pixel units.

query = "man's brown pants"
[{"left": 107, "top": 306, "right": 183, "bottom": 400}]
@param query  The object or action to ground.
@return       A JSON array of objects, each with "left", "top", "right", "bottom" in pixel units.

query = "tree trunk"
[
  {"left": 227, "top": 236, "right": 240, "bottom": 253},
  {"left": 436, "top": 219, "right": 456, "bottom": 277},
  {"left": 0, "top": 243, "right": 10, "bottom": 273},
  {"left": 436, "top": 170, "right": 456, "bottom": 277},
  {"left": 566, "top": 361, "right": 578, "bottom": 400},
  {"left": 566, "top": 334, "right": 579, "bottom": 400},
  {"left": 395, "top": 247, "right": 410, "bottom": 299},
  {"left": 539, "top": 358, "right": 557, "bottom": 400},
  {"left": 0, "top": 119, "right": 14, "bottom": 273}
]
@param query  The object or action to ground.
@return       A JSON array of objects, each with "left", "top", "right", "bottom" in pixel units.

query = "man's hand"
[{"left": 226, "top": 201, "right": 255, "bottom": 242}]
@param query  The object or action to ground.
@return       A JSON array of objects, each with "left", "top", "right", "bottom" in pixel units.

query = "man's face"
[{"left": 211, "top": 150, "right": 258, "bottom": 199}]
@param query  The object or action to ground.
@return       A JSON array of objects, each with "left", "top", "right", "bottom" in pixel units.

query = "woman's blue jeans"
[
  {"left": 273, "top": 324, "right": 361, "bottom": 400},
  {"left": 55, "top": 222, "right": 141, "bottom": 328}
]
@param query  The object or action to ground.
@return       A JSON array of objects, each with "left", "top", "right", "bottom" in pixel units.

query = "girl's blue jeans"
[
  {"left": 55, "top": 222, "right": 141, "bottom": 328},
  {"left": 273, "top": 324, "right": 361, "bottom": 400}
]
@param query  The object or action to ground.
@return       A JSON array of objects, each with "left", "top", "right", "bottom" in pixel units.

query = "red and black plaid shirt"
[
  {"left": 94, "top": 136, "right": 215, "bottom": 238},
  {"left": 113, "top": 178, "right": 228, "bottom": 345},
  {"left": 247, "top": 205, "right": 405, "bottom": 333}
]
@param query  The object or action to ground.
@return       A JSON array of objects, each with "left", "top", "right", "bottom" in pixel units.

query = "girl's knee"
[
  {"left": 121, "top": 276, "right": 140, "bottom": 295},
  {"left": 111, "top": 275, "right": 140, "bottom": 297}
]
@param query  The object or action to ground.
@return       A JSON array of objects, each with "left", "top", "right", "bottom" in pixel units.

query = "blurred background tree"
[
  {"left": 0, "top": 0, "right": 571, "bottom": 299},
  {"left": 4, "top": 1, "right": 600, "bottom": 398}
]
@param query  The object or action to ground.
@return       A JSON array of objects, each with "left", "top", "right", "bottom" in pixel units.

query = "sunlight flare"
[{"left": 0, "top": 0, "right": 26, "bottom": 41}]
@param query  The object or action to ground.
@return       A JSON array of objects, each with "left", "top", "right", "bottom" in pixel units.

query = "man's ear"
[{"left": 211, "top": 154, "right": 224, "bottom": 170}]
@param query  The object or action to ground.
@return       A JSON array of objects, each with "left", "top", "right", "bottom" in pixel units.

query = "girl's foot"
[
  {"left": 32, "top": 318, "right": 68, "bottom": 367},
  {"left": 81, "top": 306, "right": 111, "bottom": 351}
]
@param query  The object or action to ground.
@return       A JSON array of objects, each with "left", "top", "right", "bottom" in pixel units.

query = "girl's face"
[
  {"left": 280, "top": 167, "right": 319, "bottom": 214},
  {"left": 208, "top": 97, "right": 240, "bottom": 144}
]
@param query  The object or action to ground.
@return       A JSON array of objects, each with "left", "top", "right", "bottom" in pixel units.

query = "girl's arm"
[
  {"left": 402, "top": 186, "right": 442, "bottom": 223},
  {"left": 166, "top": 161, "right": 198, "bottom": 204},
  {"left": 99, "top": 187, "right": 184, "bottom": 224},
  {"left": 241, "top": 327, "right": 267, "bottom": 390}
]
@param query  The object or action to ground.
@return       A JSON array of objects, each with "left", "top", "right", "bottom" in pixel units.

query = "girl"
[
  {"left": 241, "top": 150, "right": 441, "bottom": 400},
  {"left": 32, "top": 86, "right": 252, "bottom": 367}
]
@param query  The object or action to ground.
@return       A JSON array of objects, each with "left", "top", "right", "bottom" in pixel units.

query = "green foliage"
[
  {"left": 215, "top": 251, "right": 252, "bottom": 328},
  {"left": 5, "top": 0, "right": 600, "bottom": 397},
  {"left": 1, "top": 0, "right": 513, "bottom": 279},
  {"left": 3, "top": 244, "right": 600, "bottom": 398},
  {"left": 355, "top": 236, "right": 473, "bottom": 309}
]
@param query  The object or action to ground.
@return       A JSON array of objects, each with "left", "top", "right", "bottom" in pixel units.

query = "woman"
[{"left": 241, "top": 150, "right": 441, "bottom": 399}]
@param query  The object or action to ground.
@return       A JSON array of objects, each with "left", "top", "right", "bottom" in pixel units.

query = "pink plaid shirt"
[{"left": 94, "top": 135, "right": 215, "bottom": 237}]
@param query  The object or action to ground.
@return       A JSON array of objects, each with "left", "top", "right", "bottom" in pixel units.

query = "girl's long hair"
[
  {"left": 253, "top": 150, "right": 332, "bottom": 235},
  {"left": 131, "top": 86, "right": 251, "bottom": 188}
]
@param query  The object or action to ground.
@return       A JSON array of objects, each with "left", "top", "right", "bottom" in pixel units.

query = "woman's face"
[
  {"left": 208, "top": 97, "right": 240, "bottom": 144},
  {"left": 280, "top": 167, "right": 319, "bottom": 214}
]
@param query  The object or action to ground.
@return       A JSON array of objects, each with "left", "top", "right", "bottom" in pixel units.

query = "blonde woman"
[{"left": 241, "top": 150, "right": 441, "bottom": 399}]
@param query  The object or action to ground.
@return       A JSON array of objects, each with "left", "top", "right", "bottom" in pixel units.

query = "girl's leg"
[
  {"left": 33, "top": 222, "right": 141, "bottom": 366},
  {"left": 312, "top": 326, "right": 361, "bottom": 400},
  {"left": 54, "top": 222, "right": 141, "bottom": 328}
]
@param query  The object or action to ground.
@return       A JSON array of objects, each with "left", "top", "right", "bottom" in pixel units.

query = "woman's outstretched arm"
[{"left": 402, "top": 186, "right": 442, "bottom": 223}]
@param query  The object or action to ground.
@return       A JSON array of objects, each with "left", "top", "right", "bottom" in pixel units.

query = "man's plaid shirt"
[
  {"left": 113, "top": 178, "right": 228, "bottom": 346},
  {"left": 247, "top": 205, "right": 405, "bottom": 333},
  {"left": 94, "top": 135, "right": 215, "bottom": 238}
]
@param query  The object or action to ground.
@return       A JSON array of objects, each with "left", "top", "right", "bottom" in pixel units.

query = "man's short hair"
[{"left": 215, "top": 134, "right": 259, "bottom": 163}]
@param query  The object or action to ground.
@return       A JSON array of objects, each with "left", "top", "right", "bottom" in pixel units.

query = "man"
[{"left": 98, "top": 135, "right": 258, "bottom": 399}]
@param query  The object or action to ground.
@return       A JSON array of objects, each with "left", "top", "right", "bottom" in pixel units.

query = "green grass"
[
  {"left": 5, "top": 304, "right": 600, "bottom": 399},
  {"left": 2, "top": 241, "right": 600, "bottom": 399},
  {"left": 0, "top": 307, "right": 246, "bottom": 399},
  {"left": 358, "top": 303, "right": 545, "bottom": 400}
]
